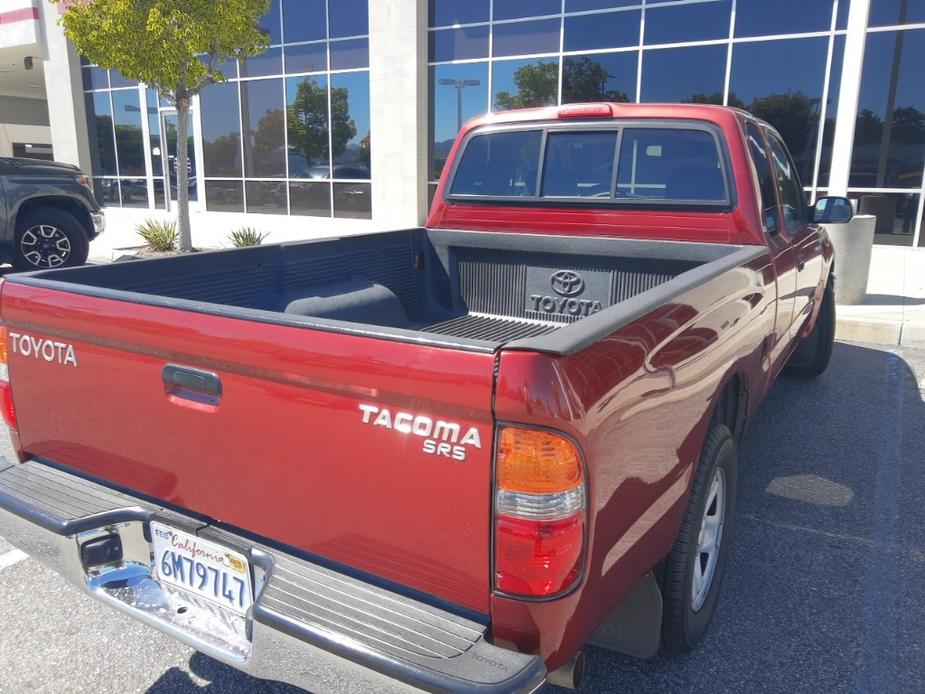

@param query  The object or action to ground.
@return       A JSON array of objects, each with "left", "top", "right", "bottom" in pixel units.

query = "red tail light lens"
[
  {"left": 0, "top": 382, "right": 16, "bottom": 431},
  {"left": 495, "top": 514, "right": 584, "bottom": 596},
  {"left": 494, "top": 426, "right": 586, "bottom": 598},
  {"left": 0, "top": 326, "right": 14, "bottom": 431}
]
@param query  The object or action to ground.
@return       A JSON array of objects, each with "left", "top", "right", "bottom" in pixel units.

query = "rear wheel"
[
  {"left": 13, "top": 208, "right": 90, "bottom": 271},
  {"left": 661, "top": 422, "right": 737, "bottom": 654},
  {"left": 786, "top": 279, "right": 835, "bottom": 378}
]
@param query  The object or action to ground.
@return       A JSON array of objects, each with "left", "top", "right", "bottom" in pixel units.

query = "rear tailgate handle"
[{"left": 162, "top": 364, "right": 222, "bottom": 408}]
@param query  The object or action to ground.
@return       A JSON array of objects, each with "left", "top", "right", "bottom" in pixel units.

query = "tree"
[
  {"left": 562, "top": 57, "right": 629, "bottom": 104},
  {"left": 54, "top": 0, "right": 270, "bottom": 251},
  {"left": 286, "top": 80, "right": 356, "bottom": 171},
  {"left": 891, "top": 105, "right": 925, "bottom": 144},
  {"left": 494, "top": 62, "right": 558, "bottom": 111},
  {"left": 687, "top": 92, "right": 743, "bottom": 108},
  {"left": 854, "top": 108, "right": 884, "bottom": 145},
  {"left": 747, "top": 92, "right": 816, "bottom": 161}
]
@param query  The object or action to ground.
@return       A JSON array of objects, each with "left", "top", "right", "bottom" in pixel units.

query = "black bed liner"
[{"left": 9, "top": 228, "right": 767, "bottom": 356}]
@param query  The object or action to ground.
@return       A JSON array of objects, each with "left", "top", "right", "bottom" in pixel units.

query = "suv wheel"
[{"left": 13, "top": 208, "right": 90, "bottom": 271}]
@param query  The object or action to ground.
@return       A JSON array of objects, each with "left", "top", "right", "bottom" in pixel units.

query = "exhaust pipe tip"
[{"left": 546, "top": 651, "right": 586, "bottom": 690}]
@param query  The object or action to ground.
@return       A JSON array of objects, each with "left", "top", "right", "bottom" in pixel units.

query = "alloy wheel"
[
  {"left": 692, "top": 467, "right": 726, "bottom": 611},
  {"left": 20, "top": 224, "right": 72, "bottom": 269}
]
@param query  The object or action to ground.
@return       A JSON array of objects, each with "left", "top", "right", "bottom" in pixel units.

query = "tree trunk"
[{"left": 175, "top": 97, "right": 193, "bottom": 252}]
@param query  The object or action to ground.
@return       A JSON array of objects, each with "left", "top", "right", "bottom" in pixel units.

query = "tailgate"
[{"left": 1, "top": 281, "right": 496, "bottom": 612}]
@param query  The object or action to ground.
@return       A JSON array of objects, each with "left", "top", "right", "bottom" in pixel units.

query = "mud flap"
[{"left": 588, "top": 571, "right": 663, "bottom": 659}]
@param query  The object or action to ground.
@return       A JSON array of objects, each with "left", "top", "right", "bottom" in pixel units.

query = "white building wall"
[
  {"left": 38, "top": 0, "right": 90, "bottom": 170},
  {"left": 828, "top": 0, "right": 872, "bottom": 197},
  {"left": 367, "top": 0, "right": 429, "bottom": 226}
]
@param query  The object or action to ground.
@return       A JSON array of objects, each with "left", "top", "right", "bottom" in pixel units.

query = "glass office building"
[
  {"left": 68, "top": 0, "right": 925, "bottom": 245},
  {"left": 82, "top": 0, "right": 372, "bottom": 219}
]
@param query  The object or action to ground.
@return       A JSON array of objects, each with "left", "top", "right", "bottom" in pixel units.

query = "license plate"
[{"left": 150, "top": 522, "right": 253, "bottom": 616}]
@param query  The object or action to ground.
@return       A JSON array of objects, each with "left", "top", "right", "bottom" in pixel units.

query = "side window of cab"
[
  {"left": 744, "top": 122, "right": 779, "bottom": 233},
  {"left": 765, "top": 130, "right": 808, "bottom": 229}
]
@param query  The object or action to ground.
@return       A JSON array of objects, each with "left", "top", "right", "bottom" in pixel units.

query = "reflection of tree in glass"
[
  {"left": 359, "top": 134, "right": 371, "bottom": 171},
  {"left": 254, "top": 109, "right": 285, "bottom": 160},
  {"left": 562, "top": 58, "right": 630, "bottom": 104},
  {"left": 748, "top": 93, "right": 816, "bottom": 160},
  {"left": 494, "top": 62, "right": 558, "bottom": 111},
  {"left": 687, "top": 92, "right": 728, "bottom": 106},
  {"left": 691, "top": 91, "right": 818, "bottom": 163},
  {"left": 203, "top": 134, "right": 241, "bottom": 176},
  {"left": 93, "top": 115, "right": 116, "bottom": 169},
  {"left": 287, "top": 80, "right": 356, "bottom": 164},
  {"left": 891, "top": 106, "right": 925, "bottom": 144},
  {"left": 114, "top": 123, "right": 145, "bottom": 174},
  {"left": 854, "top": 109, "right": 884, "bottom": 144}
]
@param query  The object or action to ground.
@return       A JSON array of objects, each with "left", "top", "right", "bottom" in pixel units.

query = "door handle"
[
  {"left": 796, "top": 254, "right": 806, "bottom": 271},
  {"left": 162, "top": 364, "right": 222, "bottom": 407}
]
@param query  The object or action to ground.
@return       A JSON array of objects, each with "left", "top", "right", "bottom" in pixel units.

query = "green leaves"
[{"left": 53, "top": 0, "right": 271, "bottom": 98}]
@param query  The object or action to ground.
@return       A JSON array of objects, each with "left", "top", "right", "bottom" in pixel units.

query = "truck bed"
[{"left": 11, "top": 229, "right": 762, "bottom": 355}]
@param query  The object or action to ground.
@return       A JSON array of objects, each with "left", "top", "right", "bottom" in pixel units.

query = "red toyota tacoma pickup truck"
[{"left": 0, "top": 103, "right": 852, "bottom": 692}]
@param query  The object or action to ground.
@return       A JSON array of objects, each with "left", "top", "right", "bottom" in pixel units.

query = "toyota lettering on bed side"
[{"left": 7, "top": 332, "right": 78, "bottom": 367}]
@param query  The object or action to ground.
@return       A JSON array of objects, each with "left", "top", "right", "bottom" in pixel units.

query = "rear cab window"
[{"left": 448, "top": 122, "right": 731, "bottom": 208}]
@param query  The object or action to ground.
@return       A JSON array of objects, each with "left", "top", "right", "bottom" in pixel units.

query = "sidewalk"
[{"left": 836, "top": 245, "right": 925, "bottom": 347}]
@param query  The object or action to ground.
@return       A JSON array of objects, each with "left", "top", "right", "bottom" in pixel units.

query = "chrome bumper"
[
  {"left": 90, "top": 210, "right": 105, "bottom": 236},
  {"left": 0, "top": 458, "right": 546, "bottom": 694}
]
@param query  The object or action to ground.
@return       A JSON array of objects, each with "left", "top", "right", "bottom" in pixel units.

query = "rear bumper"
[{"left": 0, "top": 458, "right": 546, "bottom": 694}]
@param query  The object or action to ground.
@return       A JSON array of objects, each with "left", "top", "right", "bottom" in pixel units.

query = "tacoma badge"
[{"left": 358, "top": 404, "right": 481, "bottom": 461}]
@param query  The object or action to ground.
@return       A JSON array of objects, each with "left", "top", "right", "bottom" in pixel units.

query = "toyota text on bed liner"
[{"left": 0, "top": 102, "right": 853, "bottom": 692}]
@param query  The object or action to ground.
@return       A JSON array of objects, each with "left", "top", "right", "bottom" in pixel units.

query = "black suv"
[{"left": 0, "top": 157, "right": 105, "bottom": 270}]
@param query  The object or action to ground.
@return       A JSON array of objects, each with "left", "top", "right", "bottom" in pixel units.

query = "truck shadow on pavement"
[{"left": 146, "top": 342, "right": 925, "bottom": 694}]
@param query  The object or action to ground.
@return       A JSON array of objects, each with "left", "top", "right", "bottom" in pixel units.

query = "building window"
[
  {"left": 640, "top": 45, "right": 726, "bottom": 104},
  {"left": 849, "top": 25, "right": 925, "bottom": 246},
  {"left": 729, "top": 37, "right": 830, "bottom": 186},
  {"left": 850, "top": 28, "right": 925, "bottom": 190},
  {"left": 198, "top": 0, "right": 371, "bottom": 218},
  {"left": 427, "top": 0, "right": 848, "bottom": 196},
  {"left": 83, "top": 67, "right": 150, "bottom": 208},
  {"left": 82, "top": 1, "right": 371, "bottom": 220}
]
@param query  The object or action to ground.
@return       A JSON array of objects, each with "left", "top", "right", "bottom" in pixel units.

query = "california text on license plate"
[{"left": 151, "top": 522, "right": 254, "bottom": 616}]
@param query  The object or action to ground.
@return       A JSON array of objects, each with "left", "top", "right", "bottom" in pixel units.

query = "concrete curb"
[
  {"left": 836, "top": 316, "right": 925, "bottom": 348},
  {"left": 835, "top": 316, "right": 901, "bottom": 345}
]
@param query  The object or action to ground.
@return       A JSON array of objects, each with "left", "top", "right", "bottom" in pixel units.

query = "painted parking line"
[{"left": 0, "top": 548, "right": 27, "bottom": 569}]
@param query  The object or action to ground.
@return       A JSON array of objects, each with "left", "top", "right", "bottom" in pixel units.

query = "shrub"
[
  {"left": 229, "top": 226, "right": 269, "bottom": 247},
  {"left": 136, "top": 218, "right": 178, "bottom": 252}
]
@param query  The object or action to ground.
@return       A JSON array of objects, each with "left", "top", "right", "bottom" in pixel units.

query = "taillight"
[
  {"left": 494, "top": 426, "right": 586, "bottom": 598},
  {"left": 0, "top": 325, "right": 16, "bottom": 431}
]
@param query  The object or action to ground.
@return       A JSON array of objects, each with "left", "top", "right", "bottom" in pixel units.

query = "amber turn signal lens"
[
  {"left": 496, "top": 426, "right": 583, "bottom": 494},
  {"left": 0, "top": 326, "right": 7, "bottom": 364}
]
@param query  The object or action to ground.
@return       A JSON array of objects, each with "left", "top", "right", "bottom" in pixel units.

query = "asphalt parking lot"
[{"left": 0, "top": 340, "right": 923, "bottom": 693}]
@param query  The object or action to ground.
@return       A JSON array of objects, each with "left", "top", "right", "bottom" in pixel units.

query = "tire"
[
  {"left": 661, "top": 422, "right": 737, "bottom": 654},
  {"left": 13, "top": 207, "right": 90, "bottom": 271},
  {"left": 786, "top": 279, "right": 835, "bottom": 378}
]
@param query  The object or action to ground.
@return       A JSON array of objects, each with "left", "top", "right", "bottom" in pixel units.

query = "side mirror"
[{"left": 812, "top": 196, "right": 854, "bottom": 224}]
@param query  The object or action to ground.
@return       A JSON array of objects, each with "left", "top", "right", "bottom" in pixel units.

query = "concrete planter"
[{"left": 823, "top": 214, "right": 875, "bottom": 305}]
